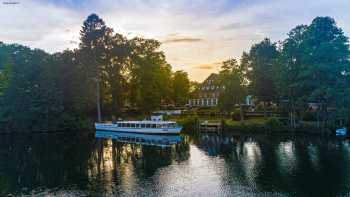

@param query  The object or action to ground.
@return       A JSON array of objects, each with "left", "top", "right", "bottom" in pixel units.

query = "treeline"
[
  {"left": 0, "top": 14, "right": 190, "bottom": 131},
  {"left": 218, "top": 16, "right": 350, "bottom": 130}
]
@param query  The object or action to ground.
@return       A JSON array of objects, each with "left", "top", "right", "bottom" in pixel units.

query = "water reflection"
[
  {"left": 191, "top": 134, "right": 350, "bottom": 196},
  {"left": 95, "top": 131, "right": 182, "bottom": 147},
  {"left": 0, "top": 132, "right": 350, "bottom": 196},
  {"left": 89, "top": 131, "right": 189, "bottom": 196}
]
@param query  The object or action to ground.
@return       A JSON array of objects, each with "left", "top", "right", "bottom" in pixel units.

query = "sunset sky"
[{"left": 1, "top": 0, "right": 350, "bottom": 81}]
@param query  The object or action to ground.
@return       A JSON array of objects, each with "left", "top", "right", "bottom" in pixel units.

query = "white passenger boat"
[{"left": 95, "top": 116, "right": 182, "bottom": 134}]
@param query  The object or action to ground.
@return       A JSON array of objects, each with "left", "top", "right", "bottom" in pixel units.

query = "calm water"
[{"left": 1, "top": 132, "right": 350, "bottom": 196}]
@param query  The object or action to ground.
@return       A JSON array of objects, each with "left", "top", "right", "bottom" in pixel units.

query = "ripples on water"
[{"left": 0, "top": 132, "right": 350, "bottom": 197}]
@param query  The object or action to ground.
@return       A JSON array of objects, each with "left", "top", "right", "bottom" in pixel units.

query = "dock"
[{"left": 199, "top": 121, "right": 222, "bottom": 133}]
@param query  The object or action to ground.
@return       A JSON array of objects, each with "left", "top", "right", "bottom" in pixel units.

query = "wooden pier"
[{"left": 199, "top": 121, "right": 222, "bottom": 133}]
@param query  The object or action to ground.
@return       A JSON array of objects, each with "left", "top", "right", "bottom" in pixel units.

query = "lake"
[{"left": 1, "top": 131, "right": 350, "bottom": 196}]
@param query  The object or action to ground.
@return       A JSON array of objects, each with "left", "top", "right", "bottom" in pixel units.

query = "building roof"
[{"left": 189, "top": 73, "right": 223, "bottom": 98}]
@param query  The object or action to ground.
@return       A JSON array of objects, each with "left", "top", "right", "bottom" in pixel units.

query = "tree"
[
  {"left": 0, "top": 13, "right": 192, "bottom": 132},
  {"left": 79, "top": 13, "right": 109, "bottom": 122},
  {"left": 277, "top": 17, "right": 350, "bottom": 129},
  {"left": 0, "top": 44, "right": 64, "bottom": 131},
  {"left": 248, "top": 38, "right": 279, "bottom": 117},
  {"left": 0, "top": 44, "right": 12, "bottom": 96},
  {"left": 128, "top": 37, "right": 173, "bottom": 113},
  {"left": 172, "top": 70, "right": 190, "bottom": 107},
  {"left": 101, "top": 33, "right": 130, "bottom": 117},
  {"left": 275, "top": 25, "right": 308, "bottom": 129},
  {"left": 218, "top": 58, "right": 246, "bottom": 121}
]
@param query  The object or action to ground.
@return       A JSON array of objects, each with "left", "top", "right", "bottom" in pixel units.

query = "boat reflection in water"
[{"left": 95, "top": 130, "right": 182, "bottom": 147}]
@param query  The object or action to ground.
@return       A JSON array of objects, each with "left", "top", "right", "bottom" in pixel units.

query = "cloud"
[
  {"left": 1, "top": 0, "right": 350, "bottom": 82},
  {"left": 0, "top": 0, "right": 83, "bottom": 52},
  {"left": 194, "top": 62, "right": 222, "bottom": 70},
  {"left": 163, "top": 37, "right": 204, "bottom": 44},
  {"left": 218, "top": 22, "right": 249, "bottom": 31}
]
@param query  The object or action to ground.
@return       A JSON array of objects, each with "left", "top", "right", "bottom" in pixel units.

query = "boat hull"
[
  {"left": 95, "top": 123, "right": 182, "bottom": 134},
  {"left": 95, "top": 131, "right": 182, "bottom": 147}
]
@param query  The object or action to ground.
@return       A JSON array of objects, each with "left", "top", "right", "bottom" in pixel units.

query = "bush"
[
  {"left": 176, "top": 116, "right": 199, "bottom": 133},
  {"left": 231, "top": 109, "right": 241, "bottom": 121},
  {"left": 303, "top": 111, "right": 317, "bottom": 121},
  {"left": 265, "top": 117, "right": 285, "bottom": 132}
]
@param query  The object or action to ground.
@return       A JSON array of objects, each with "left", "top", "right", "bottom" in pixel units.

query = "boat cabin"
[{"left": 116, "top": 121, "right": 177, "bottom": 129}]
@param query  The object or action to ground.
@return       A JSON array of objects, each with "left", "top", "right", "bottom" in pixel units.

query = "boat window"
[
  {"left": 152, "top": 124, "right": 156, "bottom": 128},
  {"left": 146, "top": 124, "right": 150, "bottom": 128},
  {"left": 126, "top": 123, "right": 130, "bottom": 128},
  {"left": 156, "top": 124, "right": 161, "bottom": 128},
  {"left": 141, "top": 124, "right": 145, "bottom": 128}
]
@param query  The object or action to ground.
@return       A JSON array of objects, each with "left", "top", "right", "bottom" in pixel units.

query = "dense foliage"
[
  {"left": 219, "top": 16, "right": 350, "bottom": 130},
  {"left": 0, "top": 14, "right": 190, "bottom": 132},
  {"left": 1, "top": 14, "right": 349, "bottom": 132}
]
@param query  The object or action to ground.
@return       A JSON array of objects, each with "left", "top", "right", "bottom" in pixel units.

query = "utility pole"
[{"left": 96, "top": 66, "right": 102, "bottom": 122}]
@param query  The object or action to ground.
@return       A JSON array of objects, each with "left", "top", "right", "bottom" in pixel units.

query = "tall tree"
[
  {"left": 128, "top": 37, "right": 172, "bottom": 113},
  {"left": 275, "top": 25, "right": 308, "bottom": 128},
  {"left": 101, "top": 33, "right": 130, "bottom": 117},
  {"left": 218, "top": 58, "right": 246, "bottom": 120},
  {"left": 79, "top": 13, "right": 109, "bottom": 122},
  {"left": 248, "top": 38, "right": 279, "bottom": 117},
  {"left": 277, "top": 17, "right": 350, "bottom": 129}
]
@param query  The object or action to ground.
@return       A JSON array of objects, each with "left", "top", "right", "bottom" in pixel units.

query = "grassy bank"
[
  {"left": 175, "top": 115, "right": 338, "bottom": 135},
  {"left": 173, "top": 116, "right": 289, "bottom": 134},
  {"left": 223, "top": 117, "right": 289, "bottom": 133}
]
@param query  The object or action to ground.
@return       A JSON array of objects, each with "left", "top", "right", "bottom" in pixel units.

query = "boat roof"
[{"left": 116, "top": 120, "right": 176, "bottom": 124}]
